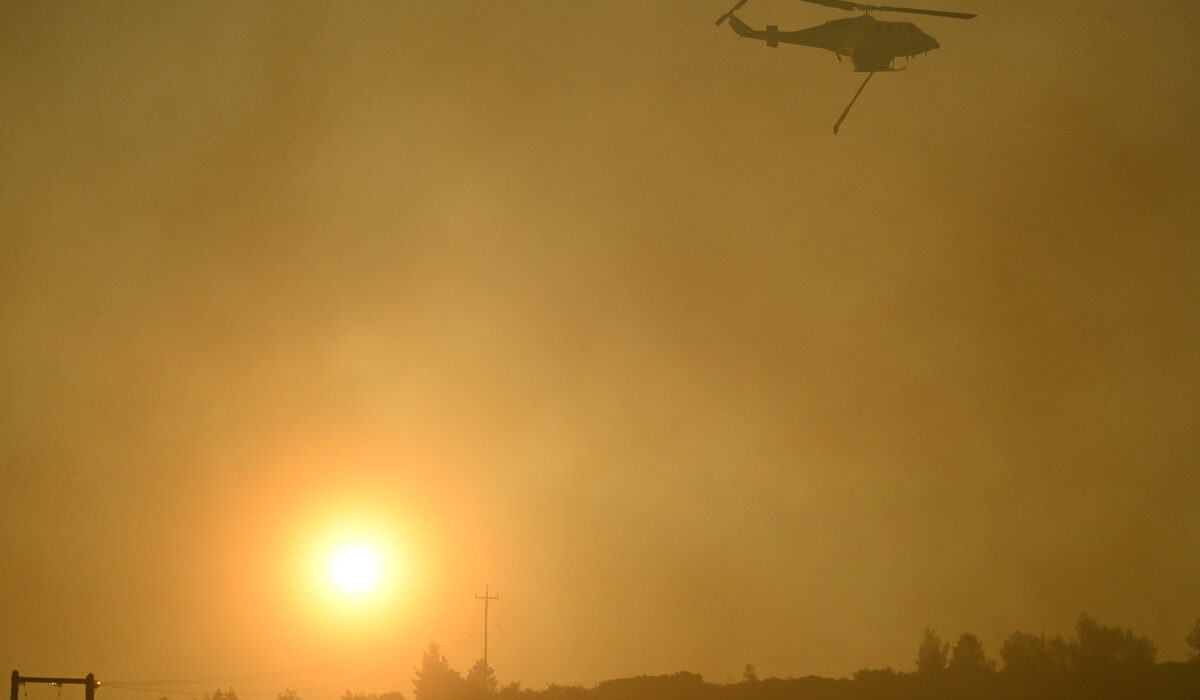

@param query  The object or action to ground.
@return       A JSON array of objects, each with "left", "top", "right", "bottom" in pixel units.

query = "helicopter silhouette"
[{"left": 716, "top": 0, "right": 976, "bottom": 133}]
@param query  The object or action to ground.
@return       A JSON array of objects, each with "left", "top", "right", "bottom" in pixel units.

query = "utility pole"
[{"left": 474, "top": 585, "right": 499, "bottom": 674}]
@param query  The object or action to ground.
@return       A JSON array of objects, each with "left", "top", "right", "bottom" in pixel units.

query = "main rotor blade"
[
  {"left": 796, "top": 0, "right": 863, "bottom": 11},
  {"left": 716, "top": 0, "right": 751, "bottom": 25},
  {"left": 871, "top": 4, "right": 976, "bottom": 19},
  {"left": 794, "top": 0, "right": 976, "bottom": 19}
]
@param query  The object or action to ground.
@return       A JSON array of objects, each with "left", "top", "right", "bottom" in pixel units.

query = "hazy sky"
[{"left": 2, "top": 1, "right": 1198, "bottom": 699}]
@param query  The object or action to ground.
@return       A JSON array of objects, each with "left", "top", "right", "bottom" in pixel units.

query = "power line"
[
  {"left": 103, "top": 682, "right": 349, "bottom": 698},
  {"left": 102, "top": 686, "right": 269, "bottom": 697},
  {"left": 106, "top": 660, "right": 349, "bottom": 688},
  {"left": 101, "top": 641, "right": 409, "bottom": 699}
]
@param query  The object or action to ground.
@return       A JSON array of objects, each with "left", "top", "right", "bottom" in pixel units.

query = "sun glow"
[
  {"left": 299, "top": 512, "right": 409, "bottom": 618},
  {"left": 263, "top": 475, "right": 432, "bottom": 638}
]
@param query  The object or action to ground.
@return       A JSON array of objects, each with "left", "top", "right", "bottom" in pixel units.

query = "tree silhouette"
[
  {"left": 467, "top": 659, "right": 498, "bottom": 693},
  {"left": 916, "top": 629, "right": 949, "bottom": 675},
  {"left": 999, "top": 630, "right": 1070, "bottom": 676},
  {"left": 948, "top": 632, "right": 995, "bottom": 674},
  {"left": 1071, "top": 613, "right": 1156, "bottom": 670},
  {"left": 206, "top": 688, "right": 239, "bottom": 700},
  {"left": 1187, "top": 619, "right": 1200, "bottom": 662},
  {"left": 414, "top": 642, "right": 467, "bottom": 700}
]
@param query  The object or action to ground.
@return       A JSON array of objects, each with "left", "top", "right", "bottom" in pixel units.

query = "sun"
[
  {"left": 289, "top": 503, "right": 418, "bottom": 628},
  {"left": 329, "top": 544, "right": 381, "bottom": 594}
]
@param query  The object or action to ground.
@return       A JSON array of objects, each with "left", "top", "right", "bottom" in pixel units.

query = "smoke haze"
[{"left": 2, "top": 1, "right": 1198, "bottom": 698}]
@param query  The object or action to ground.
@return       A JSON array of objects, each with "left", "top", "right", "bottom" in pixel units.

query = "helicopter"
[{"left": 715, "top": 0, "right": 976, "bottom": 133}]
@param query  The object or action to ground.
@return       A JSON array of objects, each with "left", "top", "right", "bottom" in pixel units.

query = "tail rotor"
[{"left": 715, "top": 0, "right": 751, "bottom": 25}]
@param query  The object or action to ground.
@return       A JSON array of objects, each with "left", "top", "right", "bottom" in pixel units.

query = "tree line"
[{"left": 203, "top": 616, "right": 1200, "bottom": 700}]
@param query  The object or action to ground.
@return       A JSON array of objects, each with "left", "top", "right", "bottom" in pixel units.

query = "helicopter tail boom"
[
  {"left": 726, "top": 14, "right": 758, "bottom": 42},
  {"left": 726, "top": 14, "right": 786, "bottom": 48}
]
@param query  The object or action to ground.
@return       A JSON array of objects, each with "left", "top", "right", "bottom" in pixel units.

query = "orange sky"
[{"left": 2, "top": 2, "right": 1198, "bottom": 700}]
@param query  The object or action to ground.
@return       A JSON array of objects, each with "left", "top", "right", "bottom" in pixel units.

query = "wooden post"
[
  {"left": 474, "top": 585, "right": 500, "bottom": 676},
  {"left": 9, "top": 673, "right": 97, "bottom": 700}
]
